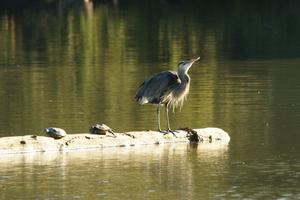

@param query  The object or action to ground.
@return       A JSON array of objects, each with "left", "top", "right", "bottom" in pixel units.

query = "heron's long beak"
[{"left": 192, "top": 57, "right": 200, "bottom": 63}]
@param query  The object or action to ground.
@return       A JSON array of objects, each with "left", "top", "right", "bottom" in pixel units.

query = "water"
[{"left": 1, "top": 0, "right": 300, "bottom": 199}]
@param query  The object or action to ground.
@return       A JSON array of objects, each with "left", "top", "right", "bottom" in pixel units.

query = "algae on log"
[{"left": 0, "top": 128, "right": 230, "bottom": 154}]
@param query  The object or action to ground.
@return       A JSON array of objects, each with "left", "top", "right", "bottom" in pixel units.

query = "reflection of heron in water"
[{"left": 135, "top": 57, "right": 200, "bottom": 135}]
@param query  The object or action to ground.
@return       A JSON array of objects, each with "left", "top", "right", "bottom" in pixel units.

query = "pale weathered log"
[{"left": 0, "top": 128, "right": 230, "bottom": 154}]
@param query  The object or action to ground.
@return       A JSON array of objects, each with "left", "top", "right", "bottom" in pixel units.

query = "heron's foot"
[
  {"left": 160, "top": 129, "right": 178, "bottom": 138},
  {"left": 168, "top": 128, "right": 179, "bottom": 133}
]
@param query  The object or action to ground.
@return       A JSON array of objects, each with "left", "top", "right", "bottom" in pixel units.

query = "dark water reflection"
[{"left": 1, "top": 0, "right": 300, "bottom": 199}]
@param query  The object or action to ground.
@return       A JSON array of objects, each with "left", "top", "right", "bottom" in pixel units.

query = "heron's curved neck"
[{"left": 178, "top": 72, "right": 190, "bottom": 84}]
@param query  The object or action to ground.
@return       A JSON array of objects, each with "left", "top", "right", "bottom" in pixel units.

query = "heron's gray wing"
[{"left": 135, "top": 71, "right": 179, "bottom": 104}]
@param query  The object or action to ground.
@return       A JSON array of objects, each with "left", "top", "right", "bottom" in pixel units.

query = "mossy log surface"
[{"left": 0, "top": 128, "right": 230, "bottom": 154}]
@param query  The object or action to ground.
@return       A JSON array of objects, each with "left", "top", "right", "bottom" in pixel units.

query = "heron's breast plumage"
[{"left": 161, "top": 81, "right": 190, "bottom": 110}]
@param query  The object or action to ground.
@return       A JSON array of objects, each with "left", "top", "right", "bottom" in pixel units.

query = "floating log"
[{"left": 0, "top": 128, "right": 230, "bottom": 154}]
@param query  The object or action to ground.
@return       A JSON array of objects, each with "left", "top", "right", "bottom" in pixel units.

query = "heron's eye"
[{"left": 178, "top": 61, "right": 185, "bottom": 66}]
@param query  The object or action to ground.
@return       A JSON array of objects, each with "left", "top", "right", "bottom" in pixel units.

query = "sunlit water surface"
[{"left": 1, "top": 1, "right": 300, "bottom": 199}]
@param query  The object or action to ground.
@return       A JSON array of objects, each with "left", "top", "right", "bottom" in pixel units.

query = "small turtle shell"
[
  {"left": 91, "top": 123, "right": 114, "bottom": 133},
  {"left": 45, "top": 127, "right": 67, "bottom": 139},
  {"left": 89, "top": 124, "right": 108, "bottom": 135}
]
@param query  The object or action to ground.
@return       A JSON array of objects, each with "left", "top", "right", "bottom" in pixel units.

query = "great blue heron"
[{"left": 135, "top": 57, "right": 200, "bottom": 135}]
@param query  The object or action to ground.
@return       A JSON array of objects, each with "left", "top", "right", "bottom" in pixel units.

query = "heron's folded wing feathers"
[{"left": 135, "top": 71, "right": 179, "bottom": 104}]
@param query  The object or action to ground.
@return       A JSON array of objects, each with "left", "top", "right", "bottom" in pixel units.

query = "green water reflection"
[
  {"left": 1, "top": 1, "right": 300, "bottom": 198},
  {"left": 1, "top": 1, "right": 300, "bottom": 138}
]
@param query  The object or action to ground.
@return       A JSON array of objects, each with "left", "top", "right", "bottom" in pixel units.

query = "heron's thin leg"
[
  {"left": 165, "top": 105, "right": 177, "bottom": 137},
  {"left": 165, "top": 105, "right": 171, "bottom": 130},
  {"left": 157, "top": 104, "right": 161, "bottom": 131}
]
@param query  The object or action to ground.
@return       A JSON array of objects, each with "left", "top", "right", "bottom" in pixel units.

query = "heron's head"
[{"left": 177, "top": 57, "right": 200, "bottom": 75}]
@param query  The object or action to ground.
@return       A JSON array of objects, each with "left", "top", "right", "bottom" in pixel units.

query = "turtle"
[
  {"left": 45, "top": 127, "right": 67, "bottom": 139},
  {"left": 89, "top": 124, "right": 116, "bottom": 137}
]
